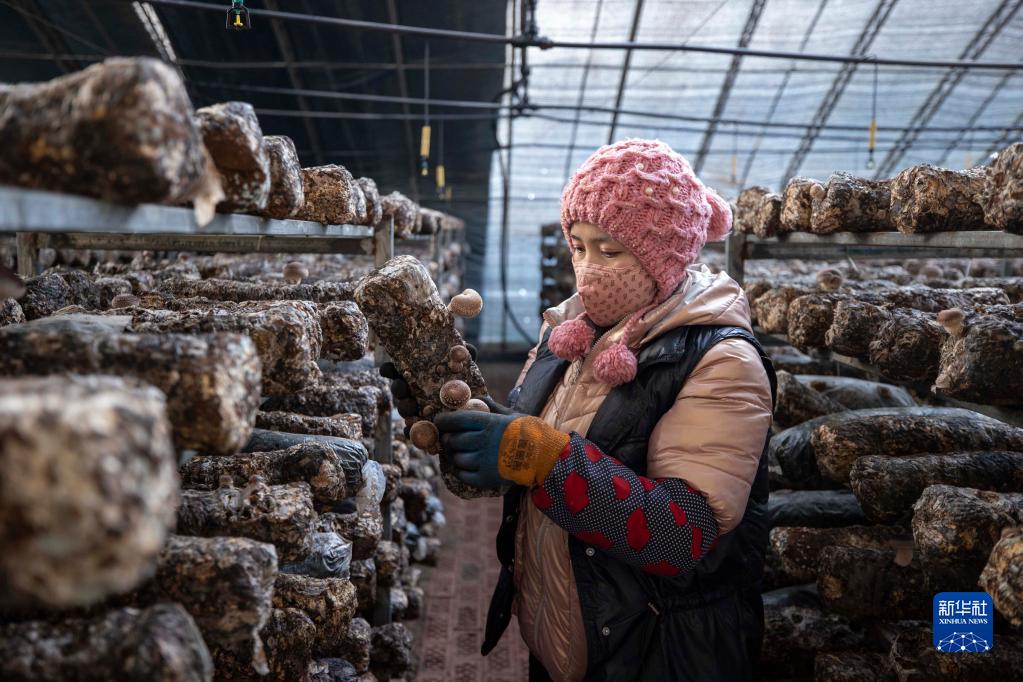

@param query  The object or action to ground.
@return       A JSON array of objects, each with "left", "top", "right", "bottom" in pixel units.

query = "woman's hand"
[
  {"left": 434, "top": 411, "right": 569, "bottom": 489},
  {"left": 434, "top": 411, "right": 519, "bottom": 489}
]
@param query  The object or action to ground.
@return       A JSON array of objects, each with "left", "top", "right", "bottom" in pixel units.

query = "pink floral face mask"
[{"left": 574, "top": 260, "right": 657, "bottom": 327}]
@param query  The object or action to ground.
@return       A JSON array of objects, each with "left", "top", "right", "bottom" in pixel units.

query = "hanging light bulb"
[
  {"left": 419, "top": 124, "right": 431, "bottom": 176},
  {"left": 225, "top": 0, "right": 251, "bottom": 30}
]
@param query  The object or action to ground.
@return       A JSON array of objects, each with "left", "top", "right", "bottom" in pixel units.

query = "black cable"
[
  {"left": 139, "top": 0, "right": 1023, "bottom": 71},
  {"left": 10, "top": 50, "right": 1017, "bottom": 77},
  {"left": 194, "top": 81, "right": 1023, "bottom": 134},
  {"left": 496, "top": 0, "right": 537, "bottom": 349}
]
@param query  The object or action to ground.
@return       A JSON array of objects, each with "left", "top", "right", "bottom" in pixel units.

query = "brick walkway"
[{"left": 411, "top": 487, "right": 530, "bottom": 682}]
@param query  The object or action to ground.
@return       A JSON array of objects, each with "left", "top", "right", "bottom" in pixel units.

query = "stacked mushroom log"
[
  {"left": 747, "top": 261, "right": 1023, "bottom": 678},
  {"left": 739, "top": 147, "right": 1023, "bottom": 239},
  {"left": 0, "top": 252, "right": 461, "bottom": 679},
  {"left": 765, "top": 373, "right": 1023, "bottom": 679},
  {"left": 745, "top": 266, "right": 1023, "bottom": 405}
]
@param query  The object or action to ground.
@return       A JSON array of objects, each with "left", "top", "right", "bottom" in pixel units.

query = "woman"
[{"left": 396, "top": 139, "right": 776, "bottom": 681}]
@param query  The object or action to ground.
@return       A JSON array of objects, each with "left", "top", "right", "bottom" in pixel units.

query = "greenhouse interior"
[{"left": 0, "top": 1, "right": 1022, "bottom": 680}]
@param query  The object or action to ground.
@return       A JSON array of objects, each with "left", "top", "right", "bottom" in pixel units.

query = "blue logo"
[{"left": 933, "top": 592, "right": 994, "bottom": 652}]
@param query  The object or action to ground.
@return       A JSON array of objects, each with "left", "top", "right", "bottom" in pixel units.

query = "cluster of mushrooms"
[{"left": 407, "top": 288, "right": 485, "bottom": 454}]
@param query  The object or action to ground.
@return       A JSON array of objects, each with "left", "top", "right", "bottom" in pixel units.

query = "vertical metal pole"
[
  {"left": 372, "top": 215, "right": 395, "bottom": 626},
  {"left": 726, "top": 230, "right": 746, "bottom": 286},
  {"left": 15, "top": 232, "right": 38, "bottom": 278},
  {"left": 430, "top": 230, "right": 441, "bottom": 282}
]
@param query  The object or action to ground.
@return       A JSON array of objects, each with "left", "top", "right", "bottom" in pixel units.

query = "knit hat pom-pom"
[
  {"left": 704, "top": 187, "right": 733, "bottom": 242},
  {"left": 592, "top": 341, "right": 638, "bottom": 387},
  {"left": 548, "top": 316, "right": 595, "bottom": 361}
]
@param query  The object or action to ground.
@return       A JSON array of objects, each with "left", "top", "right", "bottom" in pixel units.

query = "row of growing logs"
[
  {"left": 747, "top": 269, "right": 1023, "bottom": 407},
  {"left": 0, "top": 246, "right": 468, "bottom": 679},
  {"left": 0, "top": 368, "right": 444, "bottom": 681},
  {"left": 735, "top": 142, "right": 1023, "bottom": 236},
  {"left": 0, "top": 56, "right": 461, "bottom": 237},
  {"left": 763, "top": 353, "right": 1023, "bottom": 679}
]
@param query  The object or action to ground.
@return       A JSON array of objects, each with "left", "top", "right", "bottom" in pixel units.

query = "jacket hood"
[{"left": 542, "top": 264, "right": 752, "bottom": 349}]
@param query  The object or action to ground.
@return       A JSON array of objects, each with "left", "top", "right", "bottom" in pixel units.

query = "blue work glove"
[
  {"left": 434, "top": 410, "right": 570, "bottom": 490},
  {"left": 433, "top": 410, "right": 519, "bottom": 489}
]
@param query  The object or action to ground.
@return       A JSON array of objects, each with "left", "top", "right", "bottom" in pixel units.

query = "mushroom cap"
[
  {"left": 920, "top": 264, "right": 944, "bottom": 279},
  {"left": 815, "top": 268, "right": 844, "bottom": 290},
  {"left": 218, "top": 473, "right": 235, "bottom": 488},
  {"left": 110, "top": 293, "right": 140, "bottom": 308},
  {"left": 936, "top": 307, "right": 964, "bottom": 324},
  {"left": 0, "top": 266, "right": 26, "bottom": 300},
  {"left": 409, "top": 420, "right": 439, "bottom": 449},
  {"left": 447, "top": 345, "right": 471, "bottom": 363},
  {"left": 283, "top": 261, "right": 309, "bottom": 276},
  {"left": 283, "top": 261, "right": 309, "bottom": 283},
  {"left": 462, "top": 398, "right": 490, "bottom": 413},
  {"left": 448, "top": 288, "right": 483, "bottom": 318},
  {"left": 439, "top": 379, "right": 472, "bottom": 409}
]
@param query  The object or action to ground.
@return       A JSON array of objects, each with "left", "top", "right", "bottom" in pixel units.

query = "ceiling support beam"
[
  {"left": 934, "top": 70, "right": 1017, "bottom": 167},
  {"left": 299, "top": 0, "right": 361, "bottom": 165},
  {"left": 780, "top": 0, "right": 899, "bottom": 185},
  {"left": 606, "top": 0, "right": 645, "bottom": 144},
  {"left": 985, "top": 107, "right": 1023, "bottom": 157},
  {"left": 692, "top": 0, "right": 767, "bottom": 174},
  {"left": 384, "top": 0, "right": 421, "bottom": 202},
  {"left": 873, "top": 0, "right": 1023, "bottom": 177},
  {"left": 561, "top": 0, "right": 604, "bottom": 183},
  {"left": 263, "top": 0, "right": 325, "bottom": 166},
  {"left": 7, "top": 0, "right": 79, "bottom": 73},
  {"left": 738, "top": 0, "right": 829, "bottom": 189}
]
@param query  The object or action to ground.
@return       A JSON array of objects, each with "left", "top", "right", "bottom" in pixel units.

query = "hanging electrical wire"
[
  {"left": 191, "top": 80, "right": 1023, "bottom": 135},
  {"left": 436, "top": 119, "right": 447, "bottom": 197},
  {"left": 730, "top": 122, "right": 739, "bottom": 186},
  {"left": 420, "top": 43, "right": 431, "bottom": 177},
  {"left": 140, "top": 0, "right": 1023, "bottom": 71},
  {"left": 865, "top": 57, "right": 879, "bottom": 169}
]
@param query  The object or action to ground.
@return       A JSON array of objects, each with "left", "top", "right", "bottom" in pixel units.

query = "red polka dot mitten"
[{"left": 532, "top": 433, "right": 719, "bottom": 577}]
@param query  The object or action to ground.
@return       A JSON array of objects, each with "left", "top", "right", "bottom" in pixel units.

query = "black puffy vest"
[{"left": 482, "top": 324, "right": 777, "bottom": 681}]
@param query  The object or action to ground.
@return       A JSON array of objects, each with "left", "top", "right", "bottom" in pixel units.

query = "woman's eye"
[
  {"left": 573, "top": 246, "right": 585, "bottom": 254},
  {"left": 601, "top": 251, "right": 620, "bottom": 259}
]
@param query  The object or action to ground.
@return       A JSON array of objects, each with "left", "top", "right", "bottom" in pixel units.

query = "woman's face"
[{"left": 568, "top": 222, "right": 639, "bottom": 269}]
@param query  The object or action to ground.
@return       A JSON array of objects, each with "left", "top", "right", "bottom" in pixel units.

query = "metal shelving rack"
[
  {"left": 725, "top": 229, "right": 1023, "bottom": 286},
  {"left": 1, "top": 182, "right": 398, "bottom": 623},
  {"left": 724, "top": 228, "right": 1023, "bottom": 426}
]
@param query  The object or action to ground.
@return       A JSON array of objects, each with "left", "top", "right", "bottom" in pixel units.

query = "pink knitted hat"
[{"left": 548, "top": 138, "right": 732, "bottom": 386}]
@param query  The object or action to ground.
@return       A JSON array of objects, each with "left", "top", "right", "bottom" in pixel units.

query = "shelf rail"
[{"left": 726, "top": 229, "right": 1023, "bottom": 285}]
